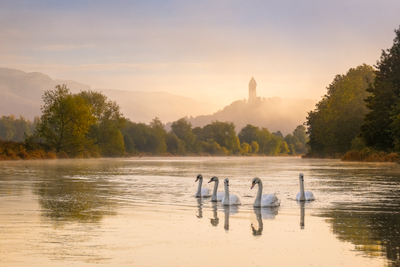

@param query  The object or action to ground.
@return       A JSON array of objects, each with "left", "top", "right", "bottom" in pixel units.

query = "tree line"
[
  {"left": 305, "top": 26, "right": 400, "bottom": 161},
  {"left": 0, "top": 85, "right": 308, "bottom": 159}
]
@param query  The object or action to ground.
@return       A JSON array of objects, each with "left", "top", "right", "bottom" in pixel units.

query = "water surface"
[{"left": 1, "top": 157, "right": 399, "bottom": 266}]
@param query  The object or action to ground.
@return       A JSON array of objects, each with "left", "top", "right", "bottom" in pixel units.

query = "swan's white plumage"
[
  {"left": 221, "top": 178, "right": 241, "bottom": 206},
  {"left": 296, "top": 173, "right": 315, "bottom": 201},
  {"left": 221, "top": 194, "right": 242, "bottom": 205},
  {"left": 200, "top": 187, "right": 212, "bottom": 196},
  {"left": 194, "top": 174, "right": 211, "bottom": 198},
  {"left": 251, "top": 177, "right": 280, "bottom": 207},
  {"left": 216, "top": 192, "right": 224, "bottom": 201},
  {"left": 260, "top": 193, "right": 281, "bottom": 207},
  {"left": 208, "top": 176, "right": 224, "bottom": 202},
  {"left": 296, "top": 191, "right": 315, "bottom": 201}
]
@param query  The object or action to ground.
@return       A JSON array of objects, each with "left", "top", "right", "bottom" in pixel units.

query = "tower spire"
[{"left": 249, "top": 77, "right": 257, "bottom": 103}]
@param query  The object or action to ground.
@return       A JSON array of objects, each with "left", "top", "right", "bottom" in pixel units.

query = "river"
[{"left": 1, "top": 157, "right": 399, "bottom": 266}]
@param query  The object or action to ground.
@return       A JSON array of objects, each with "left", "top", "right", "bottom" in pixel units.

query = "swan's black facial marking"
[
  {"left": 224, "top": 178, "right": 229, "bottom": 186},
  {"left": 196, "top": 174, "right": 203, "bottom": 182},
  {"left": 208, "top": 176, "right": 218, "bottom": 183}
]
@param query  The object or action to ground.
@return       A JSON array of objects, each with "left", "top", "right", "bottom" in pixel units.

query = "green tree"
[
  {"left": 241, "top": 142, "right": 251, "bottom": 154},
  {"left": 148, "top": 117, "right": 167, "bottom": 155},
  {"left": 170, "top": 118, "right": 196, "bottom": 152},
  {"left": 293, "top": 125, "right": 308, "bottom": 145},
  {"left": 238, "top": 124, "right": 260, "bottom": 144},
  {"left": 201, "top": 121, "right": 240, "bottom": 154},
  {"left": 306, "top": 64, "right": 374, "bottom": 155},
  {"left": 250, "top": 141, "right": 259, "bottom": 154},
  {"left": 280, "top": 141, "right": 289, "bottom": 154},
  {"left": 360, "top": 27, "right": 400, "bottom": 152},
  {"left": 122, "top": 121, "right": 151, "bottom": 152},
  {"left": 36, "top": 85, "right": 96, "bottom": 156},
  {"left": 166, "top": 133, "right": 186, "bottom": 154},
  {"left": 79, "top": 90, "right": 125, "bottom": 157}
]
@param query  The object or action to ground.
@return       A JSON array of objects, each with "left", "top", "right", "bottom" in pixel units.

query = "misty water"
[{"left": 1, "top": 157, "right": 400, "bottom": 266}]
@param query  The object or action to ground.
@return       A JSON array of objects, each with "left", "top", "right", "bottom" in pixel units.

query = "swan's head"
[
  {"left": 208, "top": 176, "right": 219, "bottom": 183},
  {"left": 224, "top": 178, "right": 229, "bottom": 187},
  {"left": 195, "top": 174, "right": 203, "bottom": 182},
  {"left": 299, "top": 173, "right": 304, "bottom": 182},
  {"left": 251, "top": 177, "right": 261, "bottom": 189}
]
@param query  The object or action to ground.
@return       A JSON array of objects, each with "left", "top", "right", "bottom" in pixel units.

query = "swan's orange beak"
[
  {"left": 208, "top": 179, "right": 212, "bottom": 183},
  {"left": 195, "top": 177, "right": 199, "bottom": 182},
  {"left": 251, "top": 183, "right": 255, "bottom": 189}
]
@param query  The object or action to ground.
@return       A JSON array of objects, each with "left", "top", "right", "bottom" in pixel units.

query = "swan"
[
  {"left": 221, "top": 178, "right": 241, "bottom": 206},
  {"left": 296, "top": 173, "right": 315, "bottom": 201},
  {"left": 194, "top": 174, "right": 211, "bottom": 198},
  {"left": 208, "top": 176, "right": 224, "bottom": 202},
  {"left": 251, "top": 177, "right": 280, "bottom": 207}
]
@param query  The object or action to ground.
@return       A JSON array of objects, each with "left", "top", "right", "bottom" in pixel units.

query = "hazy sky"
[{"left": 1, "top": 0, "right": 399, "bottom": 106}]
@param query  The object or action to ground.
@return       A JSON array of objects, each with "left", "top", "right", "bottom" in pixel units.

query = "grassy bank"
[{"left": 341, "top": 150, "right": 399, "bottom": 162}]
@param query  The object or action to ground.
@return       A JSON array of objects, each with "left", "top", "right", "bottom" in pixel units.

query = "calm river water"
[{"left": 1, "top": 157, "right": 400, "bottom": 266}]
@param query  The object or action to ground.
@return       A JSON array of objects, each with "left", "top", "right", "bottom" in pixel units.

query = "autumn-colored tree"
[{"left": 36, "top": 85, "right": 96, "bottom": 156}]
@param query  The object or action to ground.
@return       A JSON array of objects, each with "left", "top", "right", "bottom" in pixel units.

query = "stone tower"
[{"left": 249, "top": 77, "right": 257, "bottom": 103}]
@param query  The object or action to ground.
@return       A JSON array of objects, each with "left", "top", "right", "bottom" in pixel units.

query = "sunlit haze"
[{"left": 1, "top": 0, "right": 399, "bottom": 106}]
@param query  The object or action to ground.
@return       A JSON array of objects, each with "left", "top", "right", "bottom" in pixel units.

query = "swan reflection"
[
  {"left": 251, "top": 208, "right": 263, "bottom": 235},
  {"left": 299, "top": 201, "right": 305, "bottom": 229},
  {"left": 251, "top": 207, "right": 279, "bottom": 236},
  {"left": 196, "top": 198, "right": 203, "bottom": 218},
  {"left": 210, "top": 202, "right": 219, "bottom": 226},
  {"left": 222, "top": 205, "right": 239, "bottom": 231}
]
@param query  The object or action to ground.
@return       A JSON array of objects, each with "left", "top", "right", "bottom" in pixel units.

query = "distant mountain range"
[
  {"left": 0, "top": 67, "right": 317, "bottom": 135},
  {"left": 0, "top": 68, "right": 220, "bottom": 123}
]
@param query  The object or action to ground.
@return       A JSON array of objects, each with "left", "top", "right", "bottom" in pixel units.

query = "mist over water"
[{"left": 1, "top": 157, "right": 400, "bottom": 266}]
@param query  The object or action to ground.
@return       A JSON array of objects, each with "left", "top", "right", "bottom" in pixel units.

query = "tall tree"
[
  {"left": 36, "top": 85, "right": 96, "bottom": 156},
  {"left": 148, "top": 117, "right": 167, "bottom": 155},
  {"left": 201, "top": 121, "right": 241, "bottom": 154},
  {"left": 79, "top": 90, "right": 125, "bottom": 157},
  {"left": 306, "top": 64, "right": 374, "bottom": 155},
  {"left": 360, "top": 26, "right": 400, "bottom": 151},
  {"left": 170, "top": 118, "right": 196, "bottom": 152}
]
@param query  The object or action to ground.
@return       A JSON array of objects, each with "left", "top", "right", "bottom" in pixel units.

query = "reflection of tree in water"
[
  {"left": 319, "top": 205, "right": 400, "bottom": 267},
  {"left": 36, "top": 178, "right": 117, "bottom": 224}
]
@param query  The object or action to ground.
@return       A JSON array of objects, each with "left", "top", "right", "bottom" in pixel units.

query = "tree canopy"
[
  {"left": 360, "top": 26, "right": 400, "bottom": 152},
  {"left": 306, "top": 64, "right": 375, "bottom": 156}
]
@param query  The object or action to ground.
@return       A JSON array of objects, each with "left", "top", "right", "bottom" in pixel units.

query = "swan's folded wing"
[
  {"left": 201, "top": 187, "right": 212, "bottom": 197},
  {"left": 305, "top": 191, "right": 315, "bottom": 201},
  {"left": 261, "top": 194, "right": 280, "bottom": 207},
  {"left": 230, "top": 194, "right": 241, "bottom": 205}
]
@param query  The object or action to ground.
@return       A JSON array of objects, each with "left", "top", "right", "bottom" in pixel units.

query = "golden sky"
[{"left": 1, "top": 0, "right": 399, "bottom": 105}]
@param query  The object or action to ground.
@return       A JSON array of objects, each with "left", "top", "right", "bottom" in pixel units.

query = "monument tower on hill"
[{"left": 248, "top": 77, "right": 257, "bottom": 103}]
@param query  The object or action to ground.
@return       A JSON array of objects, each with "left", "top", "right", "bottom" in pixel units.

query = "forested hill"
[
  {"left": 182, "top": 97, "right": 316, "bottom": 135},
  {"left": 0, "top": 68, "right": 219, "bottom": 123}
]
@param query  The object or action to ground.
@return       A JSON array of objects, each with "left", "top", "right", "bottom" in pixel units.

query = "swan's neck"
[
  {"left": 211, "top": 180, "right": 219, "bottom": 201},
  {"left": 223, "top": 183, "right": 230, "bottom": 205},
  {"left": 299, "top": 178, "right": 305, "bottom": 201},
  {"left": 195, "top": 179, "right": 203, "bottom": 198},
  {"left": 254, "top": 181, "right": 263, "bottom": 207}
]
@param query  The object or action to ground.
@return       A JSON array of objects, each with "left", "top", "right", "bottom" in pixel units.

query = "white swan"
[
  {"left": 251, "top": 177, "right": 280, "bottom": 207},
  {"left": 208, "top": 176, "right": 224, "bottom": 202},
  {"left": 221, "top": 178, "right": 241, "bottom": 206},
  {"left": 296, "top": 173, "right": 315, "bottom": 201},
  {"left": 194, "top": 174, "right": 211, "bottom": 198}
]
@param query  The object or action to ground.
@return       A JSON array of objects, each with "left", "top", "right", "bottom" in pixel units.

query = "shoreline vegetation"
[{"left": 1, "top": 139, "right": 399, "bottom": 163}]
